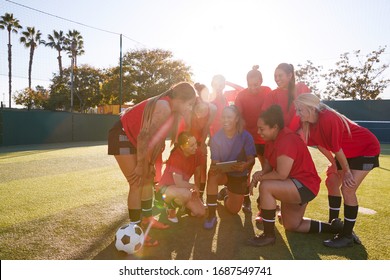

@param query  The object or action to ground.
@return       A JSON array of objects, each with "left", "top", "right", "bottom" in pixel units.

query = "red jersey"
[
  {"left": 307, "top": 110, "right": 380, "bottom": 158},
  {"left": 120, "top": 96, "right": 171, "bottom": 147},
  {"left": 263, "top": 83, "right": 310, "bottom": 131},
  {"left": 159, "top": 147, "right": 205, "bottom": 186},
  {"left": 210, "top": 95, "right": 228, "bottom": 137},
  {"left": 235, "top": 86, "right": 272, "bottom": 144},
  {"left": 265, "top": 128, "right": 321, "bottom": 195},
  {"left": 178, "top": 105, "right": 210, "bottom": 143}
]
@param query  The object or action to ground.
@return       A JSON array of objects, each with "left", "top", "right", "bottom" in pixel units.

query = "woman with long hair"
[
  {"left": 108, "top": 82, "right": 196, "bottom": 246},
  {"left": 295, "top": 93, "right": 380, "bottom": 248}
]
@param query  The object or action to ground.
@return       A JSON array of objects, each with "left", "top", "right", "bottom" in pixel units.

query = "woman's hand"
[
  {"left": 208, "top": 164, "right": 221, "bottom": 176},
  {"left": 231, "top": 161, "right": 247, "bottom": 172},
  {"left": 130, "top": 164, "right": 143, "bottom": 186},
  {"left": 343, "top": 169, "right": 356, "bottom": 188},
  {"left": 249, "top": 171, "right": 264, "bottom": 195}
]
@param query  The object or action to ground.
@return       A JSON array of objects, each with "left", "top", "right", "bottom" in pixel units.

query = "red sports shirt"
[
  {"left": 263, "top": 83, "right": 310, "bottom": 131},
  {"left": 307, "top": 110, "right": 380, "bottom": 158},
  {"left": 159, "top": 147, "right": 205, "bottom": 186},
  {"left": 209, "top": 95, "right": 228, "bottom": 137},
  {"left": 235, "top": 86, "right": 272, "bottom": 144},
  {"left": 265, "top": 128, "right": 321, "bottom": 195},
  {"left": 120, "top": 96, "right": 171, "bottom": 147}
]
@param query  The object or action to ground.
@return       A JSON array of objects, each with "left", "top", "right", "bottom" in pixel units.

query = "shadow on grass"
[
  {"left": 285, "top": 230, "right": 368, "bottom": 260},
  {"left": 94, "top": 204, "right": 293, "bottom": 260}
]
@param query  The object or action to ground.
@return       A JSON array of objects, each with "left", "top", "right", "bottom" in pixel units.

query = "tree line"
[{"left": 1, "top": 12, "right": 389, "bottom": 111}]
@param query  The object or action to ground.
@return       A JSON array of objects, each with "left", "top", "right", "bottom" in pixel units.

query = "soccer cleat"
[
  {"left": 323, "top": 234, "right": 353, "bottom": 248},
  {"left": 247, "top": 233, "right": 276, "bottom": 247},
  {"left": 166, "top": 209, "right": 178, "bottom": 223},
  {"left": 217, "top": 187, "right": 228, "bottom": 201},
  {"left": 203, "top": 216, "right": 217, "bottom": 229},
  {"left": 242, "top": 200, "right": 252, "bottom": 213},
  {"left": 141, "top": 216, "right": 169, "bottom": 230},
  {"left": 330, "top": 218, "right": 344, "bottom": 234}
]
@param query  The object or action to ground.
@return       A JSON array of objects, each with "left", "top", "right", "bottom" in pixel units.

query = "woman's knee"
[{"left": 283, "top": 219, "right": 301, "bottom": 232}]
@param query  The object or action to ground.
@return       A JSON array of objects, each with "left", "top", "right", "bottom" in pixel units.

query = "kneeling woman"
[
  {"left": 204, "top": 105, "right": 256, "bottom": 229},
  {"left": 155, "top": 131, "right": 206, "bottom": 221},
  {"left": 247, "top": 105, "right": 340, "bottom": 247}
]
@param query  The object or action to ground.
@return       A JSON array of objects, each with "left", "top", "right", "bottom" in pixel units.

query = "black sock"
[
  {"left": 128, "top": 209, "right": 141, "bottom": 225},
  {"left": 141, "top": 199, "right": 153, "bottom": 218},
  {"left": 343, "top": 204, "right": 358, "bottom": 236},
  {"left": 207, "top": 195, "right": 218, "bottom": 218},
  {"left": 328, "top": 195, "right": 342, "bottom": 223},
  {"left": 261, "top": 209, "right": 276, "bottom": 237},
  {"left": 309, "top": 220, "right": 332, "bottom": 233}
]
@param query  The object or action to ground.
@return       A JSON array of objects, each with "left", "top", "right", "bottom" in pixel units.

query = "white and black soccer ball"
[{"left": 115, "top": 224, "right": 144, "bottom": 254}]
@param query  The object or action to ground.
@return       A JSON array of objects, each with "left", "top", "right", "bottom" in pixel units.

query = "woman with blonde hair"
[
  {"left": 295, "top": 93, "right": 380, "bottom": 248},
  {"left": 108, "top": 82, "right": 196, "bottom": 246}
]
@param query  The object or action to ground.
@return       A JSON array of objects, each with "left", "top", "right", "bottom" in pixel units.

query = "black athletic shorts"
[
  {"left": 291, "top": 178, "right": 316, "bottom": 205},
  {"left": 335, "top": 155, "right": 379, "bottom": 171},
  {"left": 255, "top": 144, "right": 265, "bottom": 156},
  {"left": 226, "top": 175, "right": 248, "bottom": 195},
  {"left": 108, "top": 120, "right": 137, "bottom": 155}
]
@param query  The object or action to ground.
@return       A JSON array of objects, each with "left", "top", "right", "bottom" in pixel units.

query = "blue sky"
[{"left": 1, "top": 0, "right": 390, "bottom": 106}]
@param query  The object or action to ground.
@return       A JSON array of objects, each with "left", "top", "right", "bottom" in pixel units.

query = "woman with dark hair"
[
  {"left": 247, "top": 105, "right": 341, "bottom": 247},
  {"left": 204, "top": 105, "right": 256, "bottom": 229},
  {"left": 295, "top": 93, "right": 380, "bottom": 248},
  {"left": 155, "top": 131, "right": 206, "bottom": 223},
  {"left": 263, "top": 63, "right": 310, "bottom": 132},
  {"left": 108, "top": 82, "right": 196, "bottom": 246}
]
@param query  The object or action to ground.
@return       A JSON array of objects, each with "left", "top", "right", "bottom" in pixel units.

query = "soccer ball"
[{"left": 115, "top": 224, "right": 144, "bottom": 254}]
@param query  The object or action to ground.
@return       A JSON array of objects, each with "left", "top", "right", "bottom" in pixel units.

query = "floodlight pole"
[{"left": 70, "top": 40, "right": 77, "bottom": 113}]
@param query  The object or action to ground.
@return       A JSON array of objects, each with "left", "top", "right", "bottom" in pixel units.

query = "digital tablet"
[{"left": 215, "top": 160, "right": 237, "bottom": 172}]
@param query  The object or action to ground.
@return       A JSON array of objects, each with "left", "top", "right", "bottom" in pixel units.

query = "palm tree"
[
  {"left": 20, "top": 26, "right": 44, "bottom": 89},
  {"left": 44, "top": 30, "right": 66, "bottom": 78},
  {"left": 0, "top": 13, "right": 22, "bottom": 108},
  {"left": 65, "top": 29, "right": 85, "bottom": 67}
]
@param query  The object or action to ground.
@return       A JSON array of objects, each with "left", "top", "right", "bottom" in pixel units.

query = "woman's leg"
[
  {"left": 204, "top": 172, "right": 227, "bottom": 229},
  {"left": 225, "top": 191, "right": 245, "bottom": 214}
]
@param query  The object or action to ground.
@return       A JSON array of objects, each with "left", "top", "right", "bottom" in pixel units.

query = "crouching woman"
[
  {"left": 155, "top": 131, "right": 206, "bottom": 222},
  {"left": 247, "top": 105, "right": 340, "bottom": 247}
]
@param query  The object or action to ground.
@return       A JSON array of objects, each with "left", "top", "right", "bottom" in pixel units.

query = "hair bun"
[{"left": 252, "top": 65, "right": 259, "bottom": 70}]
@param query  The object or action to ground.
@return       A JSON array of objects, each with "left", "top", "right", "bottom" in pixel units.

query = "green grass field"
[{"left": 0, "top": 141, "right": 389, "bottom": 260}]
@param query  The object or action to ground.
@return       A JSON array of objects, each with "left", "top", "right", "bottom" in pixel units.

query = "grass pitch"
[{"left": 0, "top": 142, "right": 389, "bottom": 260}]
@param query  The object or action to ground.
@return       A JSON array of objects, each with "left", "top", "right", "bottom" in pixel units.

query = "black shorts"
[
  {"left": 226, "top": 175, "right": 248, "bottom": 195},
  {"left": 255, "top": 144, "right": 265, "bottom": 156},
  {"left": 335, "top": 155, "right": 379, "bottom": 171},
  {"left": 291, "top": 178, "right": 316, "bottom": 205},
  {"left": 108, "top": 120, "right": 137, "bottom": 155}
]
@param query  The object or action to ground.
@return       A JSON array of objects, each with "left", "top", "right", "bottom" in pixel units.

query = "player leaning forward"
[
  {"left": 295, "top": 93, "right": 380, "bottom": 248},
  {"left": 247, "top": 105, "right": 342, "bottom": 247},
  {"left": 108, "top": 82, "right": 196, "bottom": 246}
]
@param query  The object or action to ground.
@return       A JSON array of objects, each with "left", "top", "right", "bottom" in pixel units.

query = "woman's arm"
[
  {"left": 261, "top": 155, "right": 294, "bottom": 181},
  {"left": 134, "top": 101, "right": 171, "bottom": 180},
  {"left": 172, "top": 172, "right": 194, "bottom": 189},
  {"left": 334, "top": 148, "right": 356, "bottom": 188}
]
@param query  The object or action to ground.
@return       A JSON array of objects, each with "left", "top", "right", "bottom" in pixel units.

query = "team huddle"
[{"left": 108, "top": 63, "right": 380, "bottom": 251}]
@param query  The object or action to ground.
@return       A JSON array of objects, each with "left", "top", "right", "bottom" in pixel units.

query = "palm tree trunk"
[
  {"left": 28, "top": 46, "right": 34, "bottom": 89},
  {"left": 57, "top": 51, "right": 63, "bottom": 78}
]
